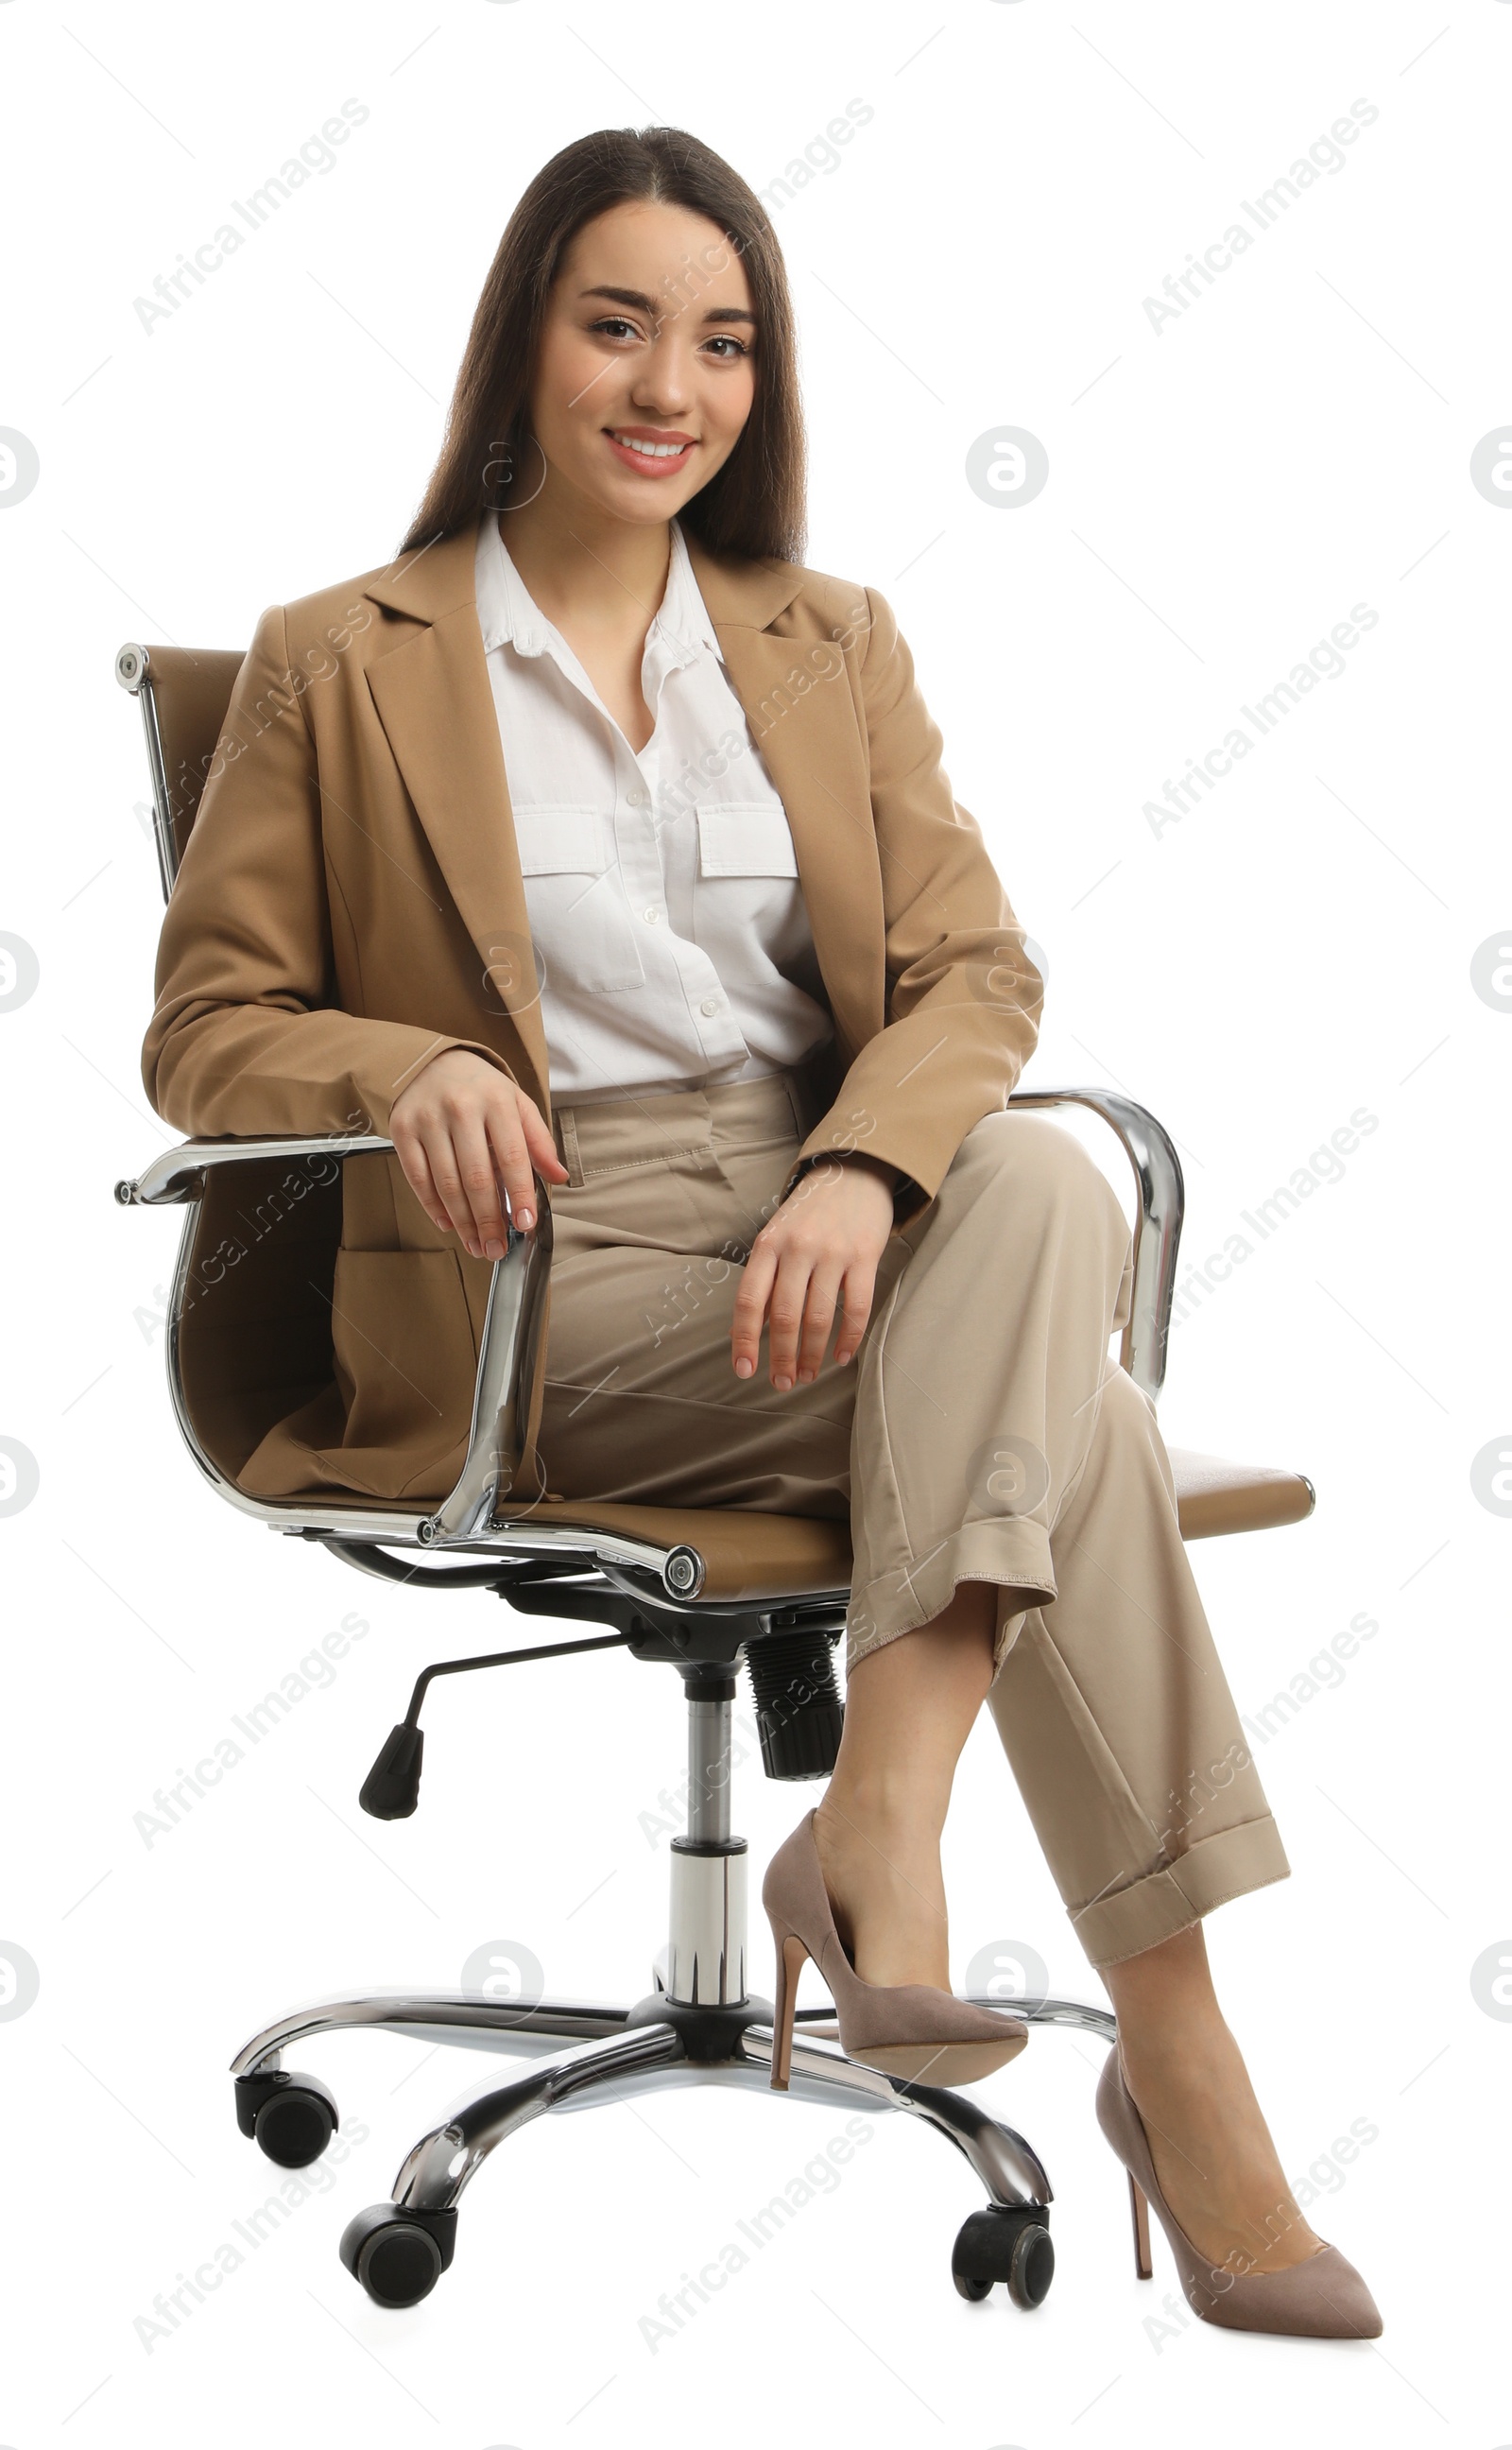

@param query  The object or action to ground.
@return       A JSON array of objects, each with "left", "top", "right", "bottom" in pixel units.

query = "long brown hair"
[{"left": 399, "top": 126, "right": 806, "bottom": 563}]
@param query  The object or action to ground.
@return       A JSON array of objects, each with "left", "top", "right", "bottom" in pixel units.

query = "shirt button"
[
  {"left": 699, "top": 996, "right": 721, "bottom": 1016},
  {"left": 644, "top": 907, "right": 662, "bottom": 923},
  {"left": 627, "top": 786, "right": 649, "bottom": 808}
]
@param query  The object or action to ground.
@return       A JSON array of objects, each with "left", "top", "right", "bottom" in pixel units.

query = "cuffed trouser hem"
[
  {"left": 846, "top": 1516, "right": 1057, "bottom": 1681},
  {"left": 1068, "top": 1815, "right": 1293, "bottom": 1971}
]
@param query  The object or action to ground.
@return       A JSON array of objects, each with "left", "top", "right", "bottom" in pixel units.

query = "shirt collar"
[
  {"left": 658, "top": 518, "right": 725, "bottom": 666},
  {"left": 474, "top": 511, "right": 724, "bottom": 668}
]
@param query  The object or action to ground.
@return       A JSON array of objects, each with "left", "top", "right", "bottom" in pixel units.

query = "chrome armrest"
[
  {"left": 1006, "top": 1087, "right": 1184, "bottom": 1404},
  {"left": 116, "top": 1131, "right": 396, "bottom": 1205},
  {"left": 423, "top": 1191, "right": 552, "bottom": 1546},
  {"left": 115, "top": 1133, "right": 552, "bottom": 1546},
  {"left": 114, "top": 642, "right": 179, "bottom": 906}
]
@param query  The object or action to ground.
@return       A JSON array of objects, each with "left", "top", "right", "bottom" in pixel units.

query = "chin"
[{"left": 595, "top": 481, "right": 697, "bottom": 525}]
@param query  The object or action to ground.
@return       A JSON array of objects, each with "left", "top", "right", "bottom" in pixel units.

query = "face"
[{"left": 523, "top": 198, "right": 759, "bottom": 526}]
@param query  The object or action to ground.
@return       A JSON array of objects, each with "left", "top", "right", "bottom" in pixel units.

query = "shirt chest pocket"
[
  {"left": 694, "top": 802, "right": 800, "bottom": 881},
  {"left": 693, "top": 801, "right": 804, "bottom": 951},
  {"left": 510, "top": 804, "right": 645, "bottom": 993}
]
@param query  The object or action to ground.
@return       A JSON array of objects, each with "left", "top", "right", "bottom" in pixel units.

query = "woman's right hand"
[{"left": 387, "top": 1047, "right": 570, "bottom": 1258}]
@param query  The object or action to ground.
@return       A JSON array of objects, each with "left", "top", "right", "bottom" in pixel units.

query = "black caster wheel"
[
  {"left": 340, "top": 2203, "right": 458, "bottom": 2308},
  {"left": 952, "top": 2204, "right": 1055, "bottom": 2309},
  {"left": 234, "top": 2070, "right": 337, "bottom": 2168}
]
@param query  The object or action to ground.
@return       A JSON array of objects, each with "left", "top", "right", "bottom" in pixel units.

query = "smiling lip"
[{"left": 605, "top": 425, "right": 696, "bottom": 475}]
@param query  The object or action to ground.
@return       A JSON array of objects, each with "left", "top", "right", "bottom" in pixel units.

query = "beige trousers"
[{"left": 541, "top": 1057, "right": 1290, "bottom": 1970}]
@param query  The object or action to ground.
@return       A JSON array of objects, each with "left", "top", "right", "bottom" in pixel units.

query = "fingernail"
[
  {"left": 734, "top": 1356, "right": 753, "bottom": 1377},
  {"left": 518, "top": 1208, "right": 534, "bottom": 1230},
  {"left": 485, "top": 1238, "right": 505, "bottom": 1259},
  {"left": 773, "top": 1373, "right": 792, "bottom": 1390},
  {"left": 797, "top": 1368, "right": 814, "bottom": 1383}
]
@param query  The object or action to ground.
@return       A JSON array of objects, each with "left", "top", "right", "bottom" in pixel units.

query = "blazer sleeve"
[
  {"left": 140, "top": 602, "right": 518, "bottom": 1140},
  {"left": 779, "top": 584, "right": 1043, "bottom": 1227}
]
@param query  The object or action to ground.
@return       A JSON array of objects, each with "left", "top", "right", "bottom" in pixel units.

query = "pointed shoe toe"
[
  {"left": 1095, "top": 2044, "right": 1383, "bottom": 2340},
  {"left": 1198, "top": 2241, "right": 1383, "bottom": 2339},
  {"left": 762, "top": 1809, "right": 1029, "bottom": 2091}
]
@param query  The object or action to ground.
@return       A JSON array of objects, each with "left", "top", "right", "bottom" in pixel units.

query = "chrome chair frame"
[
  {"left": 117, "top": 1084, "right": 1178, "bottom": 1579},
  {"left": 115, "top": 637, "right": 1174, "bottom": 2313}
]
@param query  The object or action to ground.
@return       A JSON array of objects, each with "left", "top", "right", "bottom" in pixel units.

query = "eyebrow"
[{"left": 578, "top": 285, "right": 758, "bottom": 328}]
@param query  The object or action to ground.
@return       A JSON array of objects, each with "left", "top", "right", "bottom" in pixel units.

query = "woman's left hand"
[{"left": 731, "top": 1155, "right": 898, "bottom": 1389}]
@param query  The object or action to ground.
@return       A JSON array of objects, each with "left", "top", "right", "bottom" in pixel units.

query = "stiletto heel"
[
  {"left": 1127, "top": 2171, "right": 1153, "bottom": 2279},
  {"left": 761, "top": 1808, "right": 1028, "bottom": 2092},
  {"left": 769, "top": 1931, "right": 810, "bottom": 2092},
  {"left": 1095, "top": 2044, "right": 1382, "bottom": 2338}
]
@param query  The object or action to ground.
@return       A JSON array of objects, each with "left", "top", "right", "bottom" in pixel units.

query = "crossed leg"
[{"left": 816, "top": 1596, "right": 1324, "bottom": 2277}]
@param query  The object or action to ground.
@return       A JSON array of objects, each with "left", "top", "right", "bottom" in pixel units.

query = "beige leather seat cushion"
[
  {"left": 486, "top": 1448, "right": 1314, "bottom": 1604},
  {"left": 1165, "top": 1447, "right": 1314, "bottom": 1542}
]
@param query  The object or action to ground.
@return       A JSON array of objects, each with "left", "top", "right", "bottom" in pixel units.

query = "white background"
[{"left": 2, "top": 1, "right": 1507, "bottom": 2441}]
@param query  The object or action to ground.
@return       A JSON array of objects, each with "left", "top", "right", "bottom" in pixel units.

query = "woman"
[{"left": 143, "top": 125, "right": 1379, "bottom": 2339}]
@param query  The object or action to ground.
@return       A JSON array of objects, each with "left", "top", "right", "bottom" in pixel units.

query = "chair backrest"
[
  {"left": 116, "top": 641, "right": 244, "bottom": 902},
  {"left": 120, "top": 638, "right": 353, "bottom": 1482}
]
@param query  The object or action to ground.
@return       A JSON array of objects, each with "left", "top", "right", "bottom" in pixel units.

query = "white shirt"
[{"left": 473, "top": 510, "right": 834, "bottom": 1106}]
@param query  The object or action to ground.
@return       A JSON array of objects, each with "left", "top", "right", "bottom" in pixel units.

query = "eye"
[
  {"left": 703, "top": 334, "right": 751, "bottom": 359},
  {"left": 591, "top": 315, "right": 643, "bottom": 342}
]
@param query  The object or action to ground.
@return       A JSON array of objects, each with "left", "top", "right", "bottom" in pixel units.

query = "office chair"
[{"left": 113, "top": 635, "right": 1315, "bottom": 2316}]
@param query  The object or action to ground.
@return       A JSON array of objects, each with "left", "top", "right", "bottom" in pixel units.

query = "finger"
[
  {"left": 792, "top": 1257, "right": 847, "bottom": 1383},
  {"left": 765, "top": 1247, "right": 815, "bottom": 1390},
  {"left": 392, "top": 1114, "right": 472, "bottom": 1244},
  {"left": 518, "top": 1096, "right": 572, "bottom": 1184},
  {"left": 425, "top": 1100, "right": 500, "bottom": 1254},
  {"left": 390, "top": 1130, "right": 451, "bottom": 1238},
  {"left": 730, "top": 1233, "right": 779, "bottom": 1379},
  {"left": 477, "top": 1101, "right": 541, "bottom": 1240},
  {"left": 833, "top": 1261, "right": 878, "bottom": 1368},
  {"left": 450, "top": 1102, "right": 516, "bottom": 1255},
  {"left": 422, "top": 1119, "right": 484, "bottom": 1252}
]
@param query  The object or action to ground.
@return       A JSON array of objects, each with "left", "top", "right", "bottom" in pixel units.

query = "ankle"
[
  {"left": 816, "top": 1786, "right": 947, "bottom": 1852},
  {"left": 1117, "top": 2007, "right": 1232, "bottom": 2091}
]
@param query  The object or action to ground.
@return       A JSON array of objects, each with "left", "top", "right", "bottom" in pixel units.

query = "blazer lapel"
[
  {"left": 686, "top": 530, "right": 882, "bottom": 1065},
  {"left": 364, "top": 526, "right": 552, "bottom": 1113},
  {"left": 362, "top": 519, "right": 879, "bottom": 1122}
]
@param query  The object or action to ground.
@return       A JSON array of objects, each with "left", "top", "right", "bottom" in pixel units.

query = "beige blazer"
[{"left": 142, "top": 519, "right": 1043, "bottom": 1503}]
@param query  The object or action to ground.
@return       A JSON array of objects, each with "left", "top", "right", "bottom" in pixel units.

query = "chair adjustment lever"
[{"left": 357, "top": 1630, "right": 632, "bottom": 1820}]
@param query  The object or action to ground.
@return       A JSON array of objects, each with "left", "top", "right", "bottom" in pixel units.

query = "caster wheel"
[
  {"left": 951, "top": 2205, "right": 1055, "bottom": 2309},
  {"left": 234, "top": 2070, "right": 337, "bottom": 2168},
  {"left": 340, "top": 2203, "right": 457, "bottom": 2308},
  {"left": 1006, "top": 2222, "right": 1055, "bottom": 2309}
]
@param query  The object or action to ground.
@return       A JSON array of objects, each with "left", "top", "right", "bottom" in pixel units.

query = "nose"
[{"left": 629, "top": 319, "right": 696, "bottom": 418}]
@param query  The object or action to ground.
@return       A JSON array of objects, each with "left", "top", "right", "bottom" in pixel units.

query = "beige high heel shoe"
[
  {"left": 762, "top": 1808, "right": 1029, "bottom": 2091},
  {"left": 1095, "top": 2044, "right": 1383, "bottom": 2338}
]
